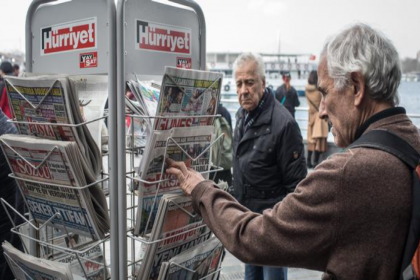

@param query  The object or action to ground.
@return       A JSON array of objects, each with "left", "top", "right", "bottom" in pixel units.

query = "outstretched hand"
[{"left": 166, "top": 158, "right": 205, "bottom": 195}]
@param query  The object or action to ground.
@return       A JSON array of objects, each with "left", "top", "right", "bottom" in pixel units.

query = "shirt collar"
[{"left": 355, "top": 107, "right": 406, "bottom": 140}]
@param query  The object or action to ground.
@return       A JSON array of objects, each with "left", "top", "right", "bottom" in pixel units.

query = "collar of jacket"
[
  {"left": 354, "top": 106, "right": 406, "bottom": 140},
  {"left": 235, "top": 88, "right": 275, "bottom": 128}
]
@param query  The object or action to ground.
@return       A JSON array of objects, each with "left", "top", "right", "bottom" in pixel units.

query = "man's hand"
[{"left": 166, "top": 158, "right": 205, "bottom": 195}]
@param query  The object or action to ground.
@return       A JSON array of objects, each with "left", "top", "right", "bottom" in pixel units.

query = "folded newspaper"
[
  {"left": 154, "top": 67, "right": 222, "bottom": 131},
  {"left": 135, "top": 126, "right": 214, "bottom": 236},
  {"left": 0, "top": 134, "right": 110, "bottom": 240},
  {"left": 158, "top": 235, "right": 224, "bottom": 280},
  {"left": 3, "top": 241, "right": 74, "bottom": 280},
  {"left": 38, "top": 228, "right": 109, "bottom": 279},
  {"left": 126, "top": 80, "right": 160, "bottom": 148},
  {"left": 53, "top": 242, "right": 109, "bottom": 279},
  {"left": 4, "top": 75, "right": 107, "bottom": 176},
  {"left": 136, "top": 193, "right": 211, "bottom": 280}
]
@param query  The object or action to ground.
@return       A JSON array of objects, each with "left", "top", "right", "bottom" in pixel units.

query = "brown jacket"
[
  {"left": 306, "top": 84, "right": 329, "bottom": 141},
  {"left": 191, "top": 112, "right": 420, "bottom": 280}
]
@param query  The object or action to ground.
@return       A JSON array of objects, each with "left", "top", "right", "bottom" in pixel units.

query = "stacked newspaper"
[
  {"left": 4, "top": 75, "right": 106, "bottom": 176},
  {"left": 126, "top": 80, "right": 160, "bottom": 148},
  {"left": 136, "top": 193, "right": 211, "bottom": 280},
  {"left": 127, "top": 79, "right": 160, "bottom": 122},
  {"left": 3, "top": 241, "right": 74, "bottom": 280},
  {"left": 0, "top": 134, "right": 110, "bottom": 240},
  {"left": 53, "top": 242, "right": 109, "bottom": 279},
  {"left": 39, "top": 228, "right": 109, "bottom": 279},
  {"left": 158, "top": 235, "right": 224, "bottom": 280},
  {"left": 154, "top": 67, "right": 222, "bottom": 131},
  {"left": 135, "top": 126, "right": 214, "bottom": 236}
]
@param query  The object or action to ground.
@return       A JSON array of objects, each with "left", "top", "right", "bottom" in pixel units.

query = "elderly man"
[
  {"left": 167, "top": 23, "right": 420, "bottom": 280},
  {"left": 230, "top": 52, "right": 307, "bottom": 280}
]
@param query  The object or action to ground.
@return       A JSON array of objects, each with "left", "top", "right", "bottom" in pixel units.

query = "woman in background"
[{"left": 305, "top": 70, "right": 329, "bottom": 168}]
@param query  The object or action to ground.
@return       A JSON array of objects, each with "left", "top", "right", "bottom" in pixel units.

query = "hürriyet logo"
[
  {"left": 41, "top": 18, "right": 97, "bottom": 56},
  {"left": 136, "top": 20, "right": 191, "bottom": 54}
]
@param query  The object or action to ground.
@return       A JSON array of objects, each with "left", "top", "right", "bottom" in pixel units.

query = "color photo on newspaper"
[{"left": 155, "top": 67, "right": 222, "bottom": 131}]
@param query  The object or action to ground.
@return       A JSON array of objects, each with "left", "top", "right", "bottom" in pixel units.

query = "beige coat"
[
  {"left": 191, "top": 112, "right": 420, "bottom": 280},
  {"left": 306, "top": 84, "right": 329, "bottom": 141}
]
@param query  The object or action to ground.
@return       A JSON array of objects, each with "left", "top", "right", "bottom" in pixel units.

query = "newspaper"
[
  {"left": 134, "top": 126, "right": 214, "bottom": 236},
  {"left": 39, "top": 228, "right": 90, "bottom": 259},
  {"left": 136, "top": 193, "right": 210, "bottom": 280},
  {"left": 53, "top": 243, "right": 109, "bottom": 280},
  {"left": 37, "top": 228, "right": 109, "bottom": 279},
  {"left": 126, "top": 80, "right": 160, "bottom": 148},
  {"left": 5, "top": 75, "right": 103, "bottom": 176},
  {"left": 158, "top": 236, "right": 223, "bottom": 280},
  {"left": 3, "top": 241, "right": 74, "bottom": 280},
  {"left": 0, "top": 134, "right": 110, "bottom": 240},
  {"left": 154, "top": 67, "right": 222, "bottom": 131},
  {"left": 69, "top": 75, "right": 109, "bottom": 151}
]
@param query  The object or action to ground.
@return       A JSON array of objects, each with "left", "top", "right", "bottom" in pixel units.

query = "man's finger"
[
  {"left": 166, "top": 167, "right": 183, "bottom": 177},
  {"left": 166, "top": 159, "right": 189, "bottom": 176}
]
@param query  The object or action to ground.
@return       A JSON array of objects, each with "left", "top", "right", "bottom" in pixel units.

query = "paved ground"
[{"left": 220, "top": 251, "right": 323, "bottom": 280}]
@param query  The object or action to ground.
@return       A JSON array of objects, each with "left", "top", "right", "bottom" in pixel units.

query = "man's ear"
[
  {"left": 262, "top": 76, "right": 266, "bottom": 89},
  {"left": 350, "top": 72, "right": 365, "bottom": 107}
]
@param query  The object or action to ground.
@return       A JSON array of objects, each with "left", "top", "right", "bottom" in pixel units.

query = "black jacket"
[{"left": 232, "top": 89, "right": 307, "bottom": 213}]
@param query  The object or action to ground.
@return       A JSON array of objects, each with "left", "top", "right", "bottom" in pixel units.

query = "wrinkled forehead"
[{"left": 235, "top": 61, "right": 259, "bottom": 78}]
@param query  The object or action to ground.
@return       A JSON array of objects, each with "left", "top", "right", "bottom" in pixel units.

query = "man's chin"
[{"left": 241, "top": 104, "right": 256, "bottom": 111}]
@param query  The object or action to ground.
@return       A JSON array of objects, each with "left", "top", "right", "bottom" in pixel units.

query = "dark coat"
[
  {"left": 232, "top": 89, "right": 307, "bottom": 213},
  {"left": 275, "top": 84, "right": 300, "bottom": 118}
]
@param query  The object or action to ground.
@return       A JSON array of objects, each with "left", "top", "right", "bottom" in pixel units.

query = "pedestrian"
[
  {"left": 211, "top": 103, "right": 233, "bottom": 186},
  {"left": 305, "top": 70, "right": 329, "bottom": 168},
  {"left": 12, "top": 64, "right": 20, "bottom": 77},
  {"left": 0, "top": 61, "right": 14, "bottom": 118},
  {"left": 275, "top": 71, "right": 300, "bottom": 118},
  {"left": 166, "top": 23, "right": 420, "bottom": 280},
  {"left": 0, "top": 108, "right": 25, "bottom": 280},
  {"left": 221, "top": 52, "right": 308, "bottom": 280}
]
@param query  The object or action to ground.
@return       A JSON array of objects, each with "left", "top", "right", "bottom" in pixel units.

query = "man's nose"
[
  {"left": 237, "top": 84, "right": 248, "bottom": 95},
  {"left": 319, "top": 97, "right": 327, "bottom": 119}
]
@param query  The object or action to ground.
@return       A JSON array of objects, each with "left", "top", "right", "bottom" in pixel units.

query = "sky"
[{"left": 1, "top": 0, "right": 420, "bottom": 59}]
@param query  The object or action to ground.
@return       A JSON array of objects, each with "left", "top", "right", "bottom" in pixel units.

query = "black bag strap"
[
  {"left": 349, "top": 129, "right": 420, "bottom": 280},
  {"left": 349, "top": 130, "right": 419, "bottom": 168}
]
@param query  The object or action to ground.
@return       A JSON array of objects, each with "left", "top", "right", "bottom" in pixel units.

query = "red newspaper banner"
[
  {"left": 41, "top": 18, "right": 97, "bottom": 56},
  {"left": 135, "top": 20, "right": 191, "bottom": 54}
]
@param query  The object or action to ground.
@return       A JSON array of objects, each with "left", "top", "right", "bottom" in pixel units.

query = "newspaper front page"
[
  {"left": 158, "top": 236, "right": 223, "bottom": 280},
  {"left": 3, "top": 241, "right": 74, "bottom": 280},
  {"left": 5, "top": 75, "right": 102, "bottom": 175},
  {"left": 154, "top": 67, "right": 222, "bottom": 131},
  {"left": 136, "top": 193, "right": 210, "bottom": 280},
  {"left": 135, "top": 126, "right": 214, "bottom": 236},
  {"left": 54, "top": 243, "right": 109, "bottom": 279},
  {"left": 0, "top": 134, "right": 110, "bottom": 240}
]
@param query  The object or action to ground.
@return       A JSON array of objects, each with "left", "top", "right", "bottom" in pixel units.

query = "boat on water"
[{"left": 206, "top": 52, "right": 318, "bottom": 96}]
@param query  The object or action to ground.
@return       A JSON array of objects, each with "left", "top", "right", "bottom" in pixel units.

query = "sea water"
[{"left": 224, "top": 81, "right": 420, "bottom": 139}]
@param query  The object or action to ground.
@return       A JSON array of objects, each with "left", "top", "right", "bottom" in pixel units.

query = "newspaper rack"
[
  {"left": 124, "top": 112, "right": 225, "bottom": 277},
  {"left": 1, "top": 198, "right": 110, "bottom": 280}
]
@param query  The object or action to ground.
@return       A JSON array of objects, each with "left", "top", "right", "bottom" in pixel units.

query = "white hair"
[
  {"left": 233, "top": 52, "right": 266, "bottom": 80},
  {"left": 321, "top": 23, "right": 401, "bottom": 105}
]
